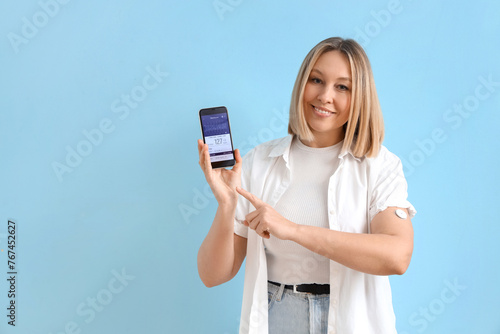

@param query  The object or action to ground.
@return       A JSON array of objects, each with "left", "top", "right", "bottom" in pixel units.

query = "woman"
[{"left": 197, "top": 37, "right": 416, "bottom": 334}]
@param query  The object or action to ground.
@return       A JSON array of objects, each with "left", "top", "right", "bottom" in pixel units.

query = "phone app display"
[{"left": 201, "top": 113, "right": 234, "bottom": 162}]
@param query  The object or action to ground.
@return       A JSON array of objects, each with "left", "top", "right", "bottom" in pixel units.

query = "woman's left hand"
[{"left": 236, "top": 187, "right": 297, "bottom": 240}]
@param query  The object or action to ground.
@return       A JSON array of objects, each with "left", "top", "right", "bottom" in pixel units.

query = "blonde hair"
[{"left": 288, "top": 37, "right": 384, "bottom": 158}]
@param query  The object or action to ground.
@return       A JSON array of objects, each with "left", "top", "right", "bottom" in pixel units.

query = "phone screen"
[{"left": 199, "top": 106, "right": 235, "bottom": 168}]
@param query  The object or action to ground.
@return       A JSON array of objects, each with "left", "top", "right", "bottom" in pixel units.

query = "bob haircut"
[{"left": 288, "top": 37, "right": 384, "bottom": 158}]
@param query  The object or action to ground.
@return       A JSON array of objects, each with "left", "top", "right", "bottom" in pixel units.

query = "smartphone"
[{"left": 199, "top": 106, "right": 236, "bottom": 169}]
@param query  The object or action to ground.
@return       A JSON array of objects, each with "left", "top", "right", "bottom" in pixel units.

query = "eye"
[
  {"left": 337, "top": 84, "right": 350, "bottom": 91},
  {"left": 310, "top": 77, "right": 322, "bottom": 84}
]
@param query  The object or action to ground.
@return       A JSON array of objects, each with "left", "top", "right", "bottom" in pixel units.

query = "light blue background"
[{"left": 1, "top": 1, "right": 499, "bottom": 333}]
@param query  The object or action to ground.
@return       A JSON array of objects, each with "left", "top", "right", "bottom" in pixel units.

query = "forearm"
[
  {"left": 197, "top": 203, "right": 238, "bottom": 287},
  {"left": 290, "top": 225, "right": 412, "bottom": 276}
]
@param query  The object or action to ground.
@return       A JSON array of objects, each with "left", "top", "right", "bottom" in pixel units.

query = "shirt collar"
[
  {"left": 339, "top": 148, "right": 362, "bottom": 162},
  {"left": 268, "top": 135, "right": 293, "bottom": 161},
  {"left": 268, "top": 135, "right": 362, "bottom": 162}
]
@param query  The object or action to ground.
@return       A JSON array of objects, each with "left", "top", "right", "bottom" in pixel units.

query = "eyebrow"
[{"left": 311, "top": 68, "right": 352, "bottom": 81}]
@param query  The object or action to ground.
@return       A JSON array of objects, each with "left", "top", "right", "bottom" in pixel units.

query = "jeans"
[{"left": 267, "top": 281, "right": 330, "bottom": 334}]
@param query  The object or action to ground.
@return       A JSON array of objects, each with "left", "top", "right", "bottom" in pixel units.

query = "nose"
[{"left": 317, "top": 85, "right": 334, "bottom": 105}]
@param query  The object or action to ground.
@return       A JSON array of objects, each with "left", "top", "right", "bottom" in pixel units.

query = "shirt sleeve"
[
  {"left": 368, "top": 149, "right": 417, "bottom": 222},
  {"left": 234, "top": 218, "right": 248, "bottom": 238}
]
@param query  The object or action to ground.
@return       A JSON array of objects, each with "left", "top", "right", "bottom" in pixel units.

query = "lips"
[{"left": 312, "top": 105, "right": 335, "bottom": 116}]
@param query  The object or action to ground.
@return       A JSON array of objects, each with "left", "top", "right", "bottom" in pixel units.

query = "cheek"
[
  {"left": 302, "top": 84, "right": 315, "bottom": 104},
  {"left": 337, "top": 95, "right": 351, "bottom": 124},
  {"left": 338, "top": 94, "right": 351, "bottom": 113}
]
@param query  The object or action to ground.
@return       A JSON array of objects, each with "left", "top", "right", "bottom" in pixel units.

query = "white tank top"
[{"left": 264, "top": 137, "right": 342, "bottom": 284}]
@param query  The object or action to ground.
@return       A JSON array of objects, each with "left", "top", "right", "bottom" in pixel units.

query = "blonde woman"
[{"left": 197, "top": 37, "right": 416, "bottom": 334}]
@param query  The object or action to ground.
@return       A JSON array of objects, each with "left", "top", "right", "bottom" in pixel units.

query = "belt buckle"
[{"left": 293, "top": 285, "right": 307, "bottom": 294}]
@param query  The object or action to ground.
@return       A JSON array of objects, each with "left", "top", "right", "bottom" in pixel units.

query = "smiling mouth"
[{"left": 313, "top": 105, "right": 335, "bottom": 115}]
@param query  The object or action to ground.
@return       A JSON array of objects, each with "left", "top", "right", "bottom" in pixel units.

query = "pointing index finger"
[{"left": 236, "top": 187, "right": 264, "bottom": 209}]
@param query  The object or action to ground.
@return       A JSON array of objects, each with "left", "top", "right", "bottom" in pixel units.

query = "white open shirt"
[{"left": 234, "top": 135, "right": 416, "bottom": 334}]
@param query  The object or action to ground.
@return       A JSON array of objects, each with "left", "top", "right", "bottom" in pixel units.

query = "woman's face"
[{"left": 302, "top": 50, "right": 352, "bottom": 147}]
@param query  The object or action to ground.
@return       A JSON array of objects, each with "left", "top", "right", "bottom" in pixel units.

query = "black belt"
[{"left": 268, "top": 280, "right": 330, "bottom": 295}]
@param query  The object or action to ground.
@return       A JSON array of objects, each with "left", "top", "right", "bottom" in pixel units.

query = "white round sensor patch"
[{"left": 395, "top": 209, "right": 408, "bottom": 220}]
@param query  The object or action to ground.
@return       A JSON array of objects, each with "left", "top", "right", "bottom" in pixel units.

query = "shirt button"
[{"left": 329, "top": 209, "right": 335, "bottom": 215}]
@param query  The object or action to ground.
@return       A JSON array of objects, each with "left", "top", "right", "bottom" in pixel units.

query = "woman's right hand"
[{"left": 197, "top": 139, "right": 242, "bottom": 206}]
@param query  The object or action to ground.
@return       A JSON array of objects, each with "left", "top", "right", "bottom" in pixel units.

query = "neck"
[{"left": 301, "top": 129, "right": 345, "bottom": 148}]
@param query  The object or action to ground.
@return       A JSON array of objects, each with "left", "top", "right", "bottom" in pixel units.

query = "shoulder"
[
  {"left": 242, "top": 135, "right": 292, "bottom": 162},
  {"left": 253, "top": 135, "right": 292, "bottom": 154},
  {"left": 364, "top": 145, "right": 402, "bottom": 167},
  {"left": 344, "top": 145, "right": 403, "bottom": 179},
  {"left": 239, "top": 136, "right": 292, "bottom": 179},
  {"left": 362, "top": 145, "right": 408, "bottom": 188}
]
